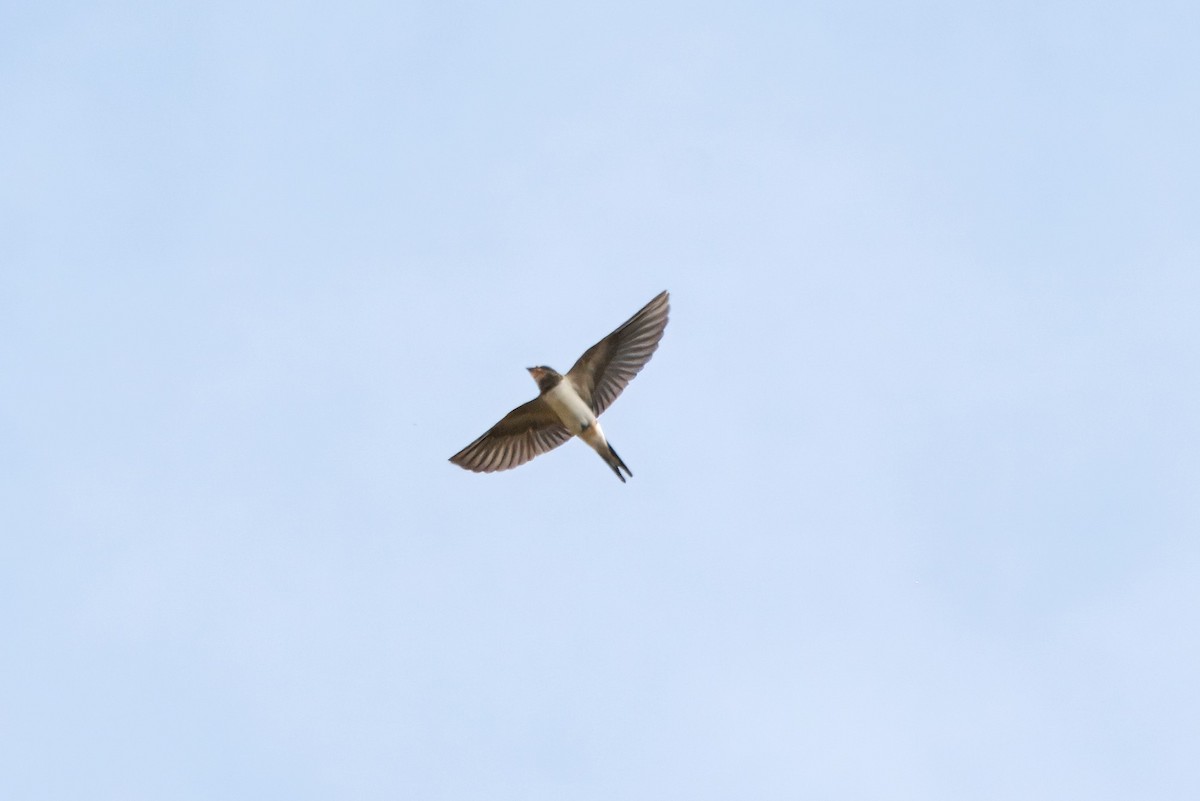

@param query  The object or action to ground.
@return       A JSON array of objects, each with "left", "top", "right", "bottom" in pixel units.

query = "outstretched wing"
[
  {"left": 565, "top": 290, "right": 669, "bottom": 416},
  {"left": 449, "top": 397, "right": 573, "bottom": 473}
]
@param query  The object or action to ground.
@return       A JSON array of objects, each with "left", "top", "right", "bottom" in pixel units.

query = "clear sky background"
[{"left": 3, "top": 2, "right": 1199, "bottom": 799}]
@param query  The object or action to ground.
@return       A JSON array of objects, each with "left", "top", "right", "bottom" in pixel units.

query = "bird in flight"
[{"left": 450, "top": 290, "right": 670, "bottom": 482}]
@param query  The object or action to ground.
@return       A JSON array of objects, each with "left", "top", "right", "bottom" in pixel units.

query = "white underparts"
[{"left": 544, "top": 381, "right": 607, "bottom": 450}]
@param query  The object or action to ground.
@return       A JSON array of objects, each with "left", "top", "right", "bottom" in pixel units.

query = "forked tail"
[{"left": 603, "top": 443, "right": 632, "bottom": 483}]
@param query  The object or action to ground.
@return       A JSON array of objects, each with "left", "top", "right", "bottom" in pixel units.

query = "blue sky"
[{"left": 3, "top": 2, "right": 1199, "bottom": 798}]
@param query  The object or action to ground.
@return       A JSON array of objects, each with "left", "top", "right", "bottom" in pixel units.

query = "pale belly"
[{"left": 543, "top": 381, "right": 599, "bottom": 437}]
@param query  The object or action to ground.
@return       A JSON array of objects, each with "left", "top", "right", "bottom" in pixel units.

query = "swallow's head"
[{"left": 527, "top": 366, "right": 562, "bottom": 393}]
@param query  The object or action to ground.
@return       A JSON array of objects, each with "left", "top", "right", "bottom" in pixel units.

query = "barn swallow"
[{"left": 450, "top": 290, "right": 669, "bottom": 482}]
